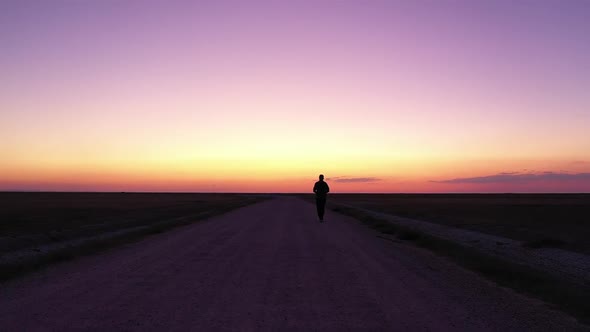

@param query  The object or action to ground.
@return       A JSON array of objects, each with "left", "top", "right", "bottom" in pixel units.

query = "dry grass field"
[
  {"left": 327, "top": 194, "right": 590, "bottom": 254},
  {"left": 0, "top": 192, "right": 266, "bottom": 255}
]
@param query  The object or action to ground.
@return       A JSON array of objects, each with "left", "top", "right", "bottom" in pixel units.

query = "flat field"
[
  {"left": 327, "top": 194, "right": 590, "bottom": 254},
  {"left": 0, "top": 192, "right": 266, "bottom": 253}
]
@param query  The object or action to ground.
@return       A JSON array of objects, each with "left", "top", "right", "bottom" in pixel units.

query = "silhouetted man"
[{"left": 313, "top": 174, "right": 330, "bottom": 222}]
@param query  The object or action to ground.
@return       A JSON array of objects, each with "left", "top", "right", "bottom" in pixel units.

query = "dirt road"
[{"left": 0, "top": 197, "right": 585, "bottom": 331}]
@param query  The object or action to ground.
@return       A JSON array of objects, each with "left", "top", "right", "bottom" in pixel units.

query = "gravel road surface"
[{"left": 0, "top": 197, "right": 585, "bottom": 331}]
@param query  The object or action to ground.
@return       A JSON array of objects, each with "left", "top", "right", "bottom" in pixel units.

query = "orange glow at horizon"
[{"left": 2, "top": 156, "right": 589, "bottom": 193}]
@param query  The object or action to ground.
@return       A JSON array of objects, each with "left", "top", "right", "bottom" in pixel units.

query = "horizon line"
[{"left": 1, "top": 191, "right": 589, "bottom": 195}]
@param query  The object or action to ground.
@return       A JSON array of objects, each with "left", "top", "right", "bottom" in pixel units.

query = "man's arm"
[
  {"left": 325, "top": 183, "right": 330, "bottom": 193},
  {"left": 313, "top": 182, "right": 318, "bottom": 193}
]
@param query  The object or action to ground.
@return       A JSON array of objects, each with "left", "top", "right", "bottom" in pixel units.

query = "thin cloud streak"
[
  {"left": 432, "top": 172, "right": 590, "bottom": 184},
  {"left": 330, "top": 177, "right": 382, "bottom": 183}
]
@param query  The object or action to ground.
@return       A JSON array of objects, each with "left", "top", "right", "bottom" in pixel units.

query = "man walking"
[{"left": 313, "top": 174, "right": 330, "bottom": 222}]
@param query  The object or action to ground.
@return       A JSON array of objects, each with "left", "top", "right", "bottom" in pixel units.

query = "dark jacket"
[{"left": 313, "top": 180, "right": 330, "bottom": 199}]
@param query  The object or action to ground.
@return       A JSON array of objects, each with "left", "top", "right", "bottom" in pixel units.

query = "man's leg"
[
  {"left": 316, "top": 198, "right": 322, "bottom": 221},
  {"left": 318, "top": 198, "right": 326, "bottom": 221}
]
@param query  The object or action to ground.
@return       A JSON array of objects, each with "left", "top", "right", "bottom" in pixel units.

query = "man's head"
[{"left": 319, "top": 174, "right": 324, "bottom": 181}]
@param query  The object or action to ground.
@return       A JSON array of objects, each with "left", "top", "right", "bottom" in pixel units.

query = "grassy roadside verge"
[
  {"left": 326, "top": 193, "right": 590, "bottom": 255},
  {"left": 329, "top": 203, "right": 590, "bottom": 326},
  {"left": 0, "top": 194, "right": 269, "bottom": 281}
]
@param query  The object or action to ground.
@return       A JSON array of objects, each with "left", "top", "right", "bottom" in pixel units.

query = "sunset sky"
[{"left": 1, "top": 1, "right": 589, "bottom": 193}]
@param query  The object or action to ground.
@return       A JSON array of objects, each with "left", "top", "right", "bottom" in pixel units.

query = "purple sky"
[{"left": 1, "top": 0, "right": 589, "bottom": 192}]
